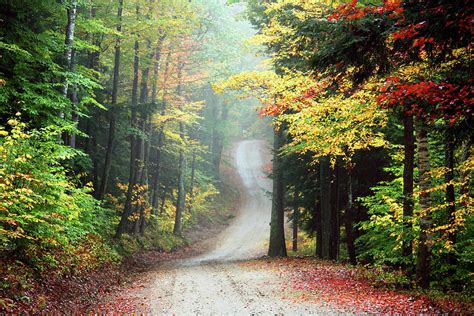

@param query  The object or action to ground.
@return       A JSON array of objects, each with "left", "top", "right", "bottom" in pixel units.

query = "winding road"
[{"left": 140, "top": 140, "right": 334, "bottom": 314}]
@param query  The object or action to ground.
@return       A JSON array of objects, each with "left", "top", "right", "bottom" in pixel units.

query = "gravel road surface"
[{"left": 141, "top": 140, "right": 336, "bottom": 314}]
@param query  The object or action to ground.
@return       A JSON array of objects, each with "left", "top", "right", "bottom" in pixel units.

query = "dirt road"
[{"left": 133, "top": 140, "right": 336, "bottom": 314}]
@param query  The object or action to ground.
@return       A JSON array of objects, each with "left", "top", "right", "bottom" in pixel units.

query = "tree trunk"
[
  {"left": 344, "top": 165, "right": 357, "bottom": 265},
  {"left": 189, "top": 151, "right": 196, "bottom": 212},
  {"left": 98, "top": 0, "right": 123, "bottom": 200},
  {"left": 174, "top": 142, "right": 186, "bottom": 235},
  {"left": 116, "top": 10, "right": 140, "bottom": 238},
  {"left": 415, "top": 121, "right": 432, "bottom": 289},
  {"left": 212, "top": 101, "right": 229, "bottom": 172},
  {"left": 315, "top": 200, "right": 322, "bottom": 258},
  {"left": 402, "top": 114, "right": 415, "bottom": 260},
  {"left": 210, "top": 91, "right": 222, "bottom": 173},
  {"left": 150, "top": 50, "right": 169, "bottom": 212},
  {"left": 445, "top": 125, "right": 456, "bottom": 265},
  {"left": 329, "top": 161, "right": 340, "bottom": 260},
  {"left": 292, "top": 190, "right": 298, "bottom": 252},
  {"left": 320, "top": 156, "right": 331, "bottom": 259},
  {"left": 69, "top": 48, "right": 79, "bottom": 154},
  {"left": 135, "top": 38, "right": 152, "bottom": 236},
  {"left": 61, "top": 0, "right": 77, "bottom": 98},
  {"left": 151, "top": 36, "right": 165, "bottom": 104},
  {"left": 60, "top": 0, "right": 77, "bottom": 144},
  {"left": 268, "top": 124, "right": 287, "bottom": 257},
  {"left": 151, "top": 127, "right": 165, "bottom": 212},
  {"left": 173, "top": 67, "right": 186, "bottom": 236}
]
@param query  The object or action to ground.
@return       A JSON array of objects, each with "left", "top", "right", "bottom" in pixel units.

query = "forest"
[{"left": 0, "top": 0, "right": 472, "bottom": 313}]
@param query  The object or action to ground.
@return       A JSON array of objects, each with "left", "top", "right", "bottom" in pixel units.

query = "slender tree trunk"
[
  {"left": 174, "top": 67, "right": 186, "bottom": 236},
  {"left": 459, "top": 136, "right": 472, "bottom": 203},
  {"left": 344, "top": 166, "right": 357, "bottom": 265},
  {"left": 116, "top": 8, "right": 140, "bottom": 237},
  {"left": 135, "top": 38, "right": 152, "bottom": 235},
  {"left": 445, "top": 125, "right": 456, "bottom": 265},
  {"left": 61, "top": 0, "right": 77, "bottom": 99},
  {"left": 320, "top": 156, "right": 331, "bottom": 259},
  {"left": 329, "top": 161, "right": 340, "bottom": 260},
  {"left": 292, "top": 190, "right": 298, "bottom": 252},
  {"left": 151, "top": 36, "right": 165, "bottom": 104},
  {"left": 151, "top": 127, "right": 165, "bottom": 212},
  {"left": 315, "top": 200, "right": 322, "bottom": 258},
  {"left": 60, "top": 0, "right": 77, "bottom": 144},
  {"left": 210, "top": 90, "right": 221, "bottom": 173},
  {"left": 69, "top": 48, "right": 79, "bottom": 153},
  {"left": 189, "top": 151, "right": 196, "bottom": 212},
  {"left": 98, "top": 0, "right": 123, "bottom": 200},
  {"left": 314, "top": 168, "right": 322, "bottom": 258},
  {"left": 268, "top": 124, "right": 287, "bottom": 257},
  {"left": 174, "top": 143, "right": 186, "bottom": 235},
  {"left": 150, "top": 52, "right": 170, "bottom": 212},
  {"left": 402, "top": 114, "right": 415, "bottom": 260},
  {"left": 212, "top": 101, "right": 229, "bottom": 172},
  {"left": 160, "top": 188, "right": 167, "bottom": 215},
  {"left": 415, "top": 121, "right": 432, "bottom": 289}
]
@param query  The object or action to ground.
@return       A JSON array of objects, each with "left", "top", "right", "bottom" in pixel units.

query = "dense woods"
[
  {"left": 0, "top": 0, "right": 472, "bottom": 312},
  {"left": 217, "top": 0, "right": 473, "bottom": 292},
  {"left": 0, "top": 0, "right": 263, "bottom": 305}
]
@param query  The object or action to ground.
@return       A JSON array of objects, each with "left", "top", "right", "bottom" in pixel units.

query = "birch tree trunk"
[{"left": 62, "top": 0, "right": 77, "bottom": 99}]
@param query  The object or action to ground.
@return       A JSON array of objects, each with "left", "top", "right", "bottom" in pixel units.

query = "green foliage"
[
  {"left": 356, "top": 163, "right": 414, "bottom": 267},
  {"left": 0, "top": 117, "right": 117, "bottom": 271}
]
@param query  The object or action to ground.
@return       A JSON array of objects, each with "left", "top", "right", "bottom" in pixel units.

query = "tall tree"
[
  {"left": 268, "top": 124, "right": 287, "bottom": 257},
  {"left": 415, "top": 121, "right": 432, "bottom": 289},
  {"left": 98, "top": 0, "right": 123, "bottom": 200}
]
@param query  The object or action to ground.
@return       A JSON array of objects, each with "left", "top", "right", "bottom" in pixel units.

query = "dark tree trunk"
[
  {"left": 460, "top": 136, "right": 472, "bottom": 203},
  {"left": 320, "top": 156, "right": 331, "bottom": 259},
  {"left": 68, "top": 48, "right": 79, "bottom": 154},
  {"left": 344, "top": 165, "right": 357, "bottom": 265},
  {"left": 445, "top": 125, "right": 456, "bottom": 265},
  {"left": 174, "top": 68, "right": 186, "bottom": 236},
  {"left": 85, "top": 120, "right": 100, "bottom": 194},
  {"left": 315, "top": 199, "right": 322, "bottom": 258},
  {"left": 150, "top": 51, "right": 169, "bottom": 212},
  {"left": 116, "top": 11, "right": 140, "bottom": 238},
  {"left": 151, "top": 127, "right": 165, "bottom": 212},
  {"left": 98, "top": 0, "right": 123, "bottom": 200},
  {"left": 292, "top": 190, "right": 298, "bottom": 252},
  {"left": 268, "top": 125, "right": 287, "bottom": 257},
  {"left": 329, "top": 161, "right": 340, "bottom": 260},
  {"left": 415, "top": 121, "right": 432, "bottom": 289},
  {"left": 135, "top": 38, "right": 152, "bottom": 236},
  {"left": 402, "top": 114, "right": 415, "bottom": 259},
  {"left": 174, "top": 144, "right": 186, "bottom": 235},
  {"left": 189, "top": 151, "right": 196, "bottom": 212},
  {"left": 212, "top": 102, "right": 229, "bottom": 172}
]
